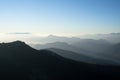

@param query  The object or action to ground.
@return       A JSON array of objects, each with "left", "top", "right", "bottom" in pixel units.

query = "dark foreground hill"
[{"left": 0, "top": 41, "right": 120, "bottom": 80}]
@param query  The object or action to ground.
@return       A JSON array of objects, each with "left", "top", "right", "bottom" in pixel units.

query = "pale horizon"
[{"left": 0, "top": 0, "right": 120, "bottom": 38}]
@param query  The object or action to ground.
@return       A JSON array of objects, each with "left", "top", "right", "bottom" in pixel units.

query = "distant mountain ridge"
[
  {"left": 32, "top": 39, "right": 120, "bottom": 64},
  {"left": 48, "top": 48, "right": 118, "bottom": 65},
  {"left": 81, "top": 33, "right": 120, "bottom": 43},
  {"left": 28, "top": 33, "right": 120, "bottom": 44},
  {"left": 32, "top": 39, "right": 112, "bottom": 53}
]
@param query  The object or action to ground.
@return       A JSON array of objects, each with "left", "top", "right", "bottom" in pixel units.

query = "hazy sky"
[{"left": 0, "top": 0, "right": 120, "bottom": 36}]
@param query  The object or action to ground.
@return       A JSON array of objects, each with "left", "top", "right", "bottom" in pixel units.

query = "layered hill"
[
  {"left": 0, "top": 41, "right": 120, "bottom": 80},
  {"left": 48, "top": 48, "right": 118, "bottom": 65}
]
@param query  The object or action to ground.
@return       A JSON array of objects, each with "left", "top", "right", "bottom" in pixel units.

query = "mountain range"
[
  {"left": 31, "top": 35, "right": 117, "bottom": 54},
  {"left": 0, "top": 41, "right": 120, "bottom": 80},
  {"left": 27, "top": 33, "right": 120, "bottom": 44},
  {"left": 81, "top": 33, "right": 120, "bottom": 43},
  {"left": 32, "top": 38, "right": 120, "bottom": 63}
]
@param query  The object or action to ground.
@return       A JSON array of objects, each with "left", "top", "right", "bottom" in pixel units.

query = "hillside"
[
  {"left": 0, "top": 41, "right": 120, "bottom": 80},
  {"left": 48, "top": 48, "right": 118, "bottom": 65}
]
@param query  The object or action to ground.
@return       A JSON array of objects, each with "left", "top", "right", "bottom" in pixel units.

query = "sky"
[{"left": 0, "top": 0, "right": 120, "bottom": 38}]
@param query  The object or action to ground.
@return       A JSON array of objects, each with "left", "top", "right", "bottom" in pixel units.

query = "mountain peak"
[
  {"left": 10, "top": 40, "right": 25, "bottom": 45},
  {"left": 0, "top": 41, "right": 31, "bottom": 50},
  {"left": 47, "top": 35, "right": 57, "bottom": 38},
  {"left": 0, "top": 40, "right": 25, "bottom": 45}
]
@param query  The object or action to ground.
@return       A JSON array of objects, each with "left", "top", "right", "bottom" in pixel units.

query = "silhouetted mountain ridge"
[{"left": 0, "top": 41, "right": 120, "bottom": 80}]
